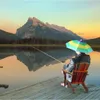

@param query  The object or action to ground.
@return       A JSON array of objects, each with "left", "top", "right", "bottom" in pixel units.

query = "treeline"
[
  {"left": 16, "top": 37, "right": 68, "bottom": 45},
  {"left": 0, "top": 37, "right": 68, "bottom": 45},
  {"left": 0, "top": 37, "right": 69, "bottom": 50},
  {"left": 0, "top": 39, "right": 15, "bottom": 44}
]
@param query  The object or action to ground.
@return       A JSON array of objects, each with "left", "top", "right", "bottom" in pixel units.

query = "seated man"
[{"left": 61, "top": 51, "right": 90, "bottom": 88}]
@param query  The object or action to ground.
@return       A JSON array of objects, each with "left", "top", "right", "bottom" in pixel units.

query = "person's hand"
[
  {"left": 70, "top": 72, "right": 73, "bottom": 75},
  {"left": 63, "top": 70, "right": 73, "bottom": 75},
  {"left": 63, "top": 69, "right": 68, "bottom": 73}
]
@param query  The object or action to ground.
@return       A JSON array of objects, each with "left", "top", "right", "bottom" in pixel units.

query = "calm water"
[{"left": 0, "top": 48, "right": 100, "bottom": 93}]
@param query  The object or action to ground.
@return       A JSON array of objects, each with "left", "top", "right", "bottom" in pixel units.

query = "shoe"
[
  {"left": 60, "top": 83, "right": 65, "bottom": 87},
  {"left": 65, "top": 85, "right": 68, "bottom": 88}
]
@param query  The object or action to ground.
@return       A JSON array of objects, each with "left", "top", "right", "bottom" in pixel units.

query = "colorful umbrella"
[{"left": 66, "top": 39, "right": 93, "bottom": 53}]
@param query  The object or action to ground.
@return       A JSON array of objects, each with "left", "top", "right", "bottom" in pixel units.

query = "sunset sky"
[{"left": 0, "top": 0, "right": 100, "bottom": 39}]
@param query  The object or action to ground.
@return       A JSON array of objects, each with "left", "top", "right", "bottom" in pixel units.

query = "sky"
[{"left": 0, "top": 0, "right": 100, "bottom": 39}]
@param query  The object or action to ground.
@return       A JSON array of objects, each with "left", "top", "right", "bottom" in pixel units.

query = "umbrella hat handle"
[
  {"left": 79, "top": 39, "right": 83, "bottom": 42},
  {"left": 79, "top": 39, "right": 86, "bottom": 43}
]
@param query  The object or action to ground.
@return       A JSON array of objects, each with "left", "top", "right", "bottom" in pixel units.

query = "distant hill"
[
  {"left": 86, "top": 37, "right": 100, "bottom": 45},
  {"left": 0, "top": 29, "right": 19, "bottom": 43},
  {"left": 16, "top": 17, "right": 81, "bottom": 41},
  {"left": 86, "top": 37, "right": 100, "bottom": 52}
]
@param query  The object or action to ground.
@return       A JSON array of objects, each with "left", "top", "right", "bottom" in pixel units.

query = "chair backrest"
[{"left": 71, "top": 62, "right": 90, "bottom": 84}]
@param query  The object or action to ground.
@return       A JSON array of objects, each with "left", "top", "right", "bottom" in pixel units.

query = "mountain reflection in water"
[
  {"left": 0, "top": 47, "right": 100, "bottom": 94},
  {"left": 0, "top": 48, "right": 76, "bottom": 71}
]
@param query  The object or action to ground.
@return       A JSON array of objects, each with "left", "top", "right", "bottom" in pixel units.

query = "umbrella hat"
[{"left": 66, "top": 39, "right": 93, "bottom": 53}]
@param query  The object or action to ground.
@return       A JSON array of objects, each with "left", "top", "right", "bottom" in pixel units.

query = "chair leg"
[
  {"left": 67, "top": 81, "right": 75, "bottom": 93},
  {"left": 82, "top": 82, "right": 88, "bottom": 93}
]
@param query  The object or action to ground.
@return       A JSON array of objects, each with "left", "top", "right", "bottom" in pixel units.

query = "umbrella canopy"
[{"left": 66, "top": 39, "right": 93, "bottom": 53}]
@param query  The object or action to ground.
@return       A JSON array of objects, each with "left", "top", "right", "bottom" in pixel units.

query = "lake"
[{"left": 0, "top": 48, "right": 100, "bottom": 93}]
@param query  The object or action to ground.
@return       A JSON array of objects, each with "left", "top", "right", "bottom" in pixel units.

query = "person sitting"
[{"left": 61, "top": 51, "right": 90, "bottom": 89}]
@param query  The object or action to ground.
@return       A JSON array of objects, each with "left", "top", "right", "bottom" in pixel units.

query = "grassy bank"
[{"left": 0, "top": 44, "right": 100, "bottom": 47}]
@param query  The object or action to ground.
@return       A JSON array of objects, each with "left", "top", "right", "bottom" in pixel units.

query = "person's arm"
[
  {"left": 63, "top": 59, "right": 74, "bottom": 75},
  {"left": 63, "top": 69, "right": 72, "bottom": 75},
  {"left": 68, "top": 59, "right": 74, "bottom": 72}
]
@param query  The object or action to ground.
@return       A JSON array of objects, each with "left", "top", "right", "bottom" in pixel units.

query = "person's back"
[
  {"left": 72, "top": 53, "right": 90, "bottom": 69},
  {"left": 80, "top": 53, "right": 90, "bottom": 63}
]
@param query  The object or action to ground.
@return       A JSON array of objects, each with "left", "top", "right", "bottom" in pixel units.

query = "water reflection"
[
  {"left": 0, "top": 48, "right": 100, "bottom": 93},
  {"left": 86, "top": 51, "right": 100, "bottom": 85},
  {"left": 0, "top": 48, "right": 18, "bottom": 60},
  {"left": 0, "top": 48, "right": 76, "bottom": 71},
  {"left": 0, "top": 48, "right": 76, "bottom": 93}
]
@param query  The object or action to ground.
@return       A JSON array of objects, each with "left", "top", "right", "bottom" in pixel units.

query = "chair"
[{"left": 68, "top": 62, "right": 90, "bottom": 93}]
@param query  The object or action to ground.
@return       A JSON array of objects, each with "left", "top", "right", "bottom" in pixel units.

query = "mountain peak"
[
  {"left": 27, "top": 17, "right": 45, "bottom": 26},
  {"left": 33, "top": 17, "right": 40, "bottom": 22}
]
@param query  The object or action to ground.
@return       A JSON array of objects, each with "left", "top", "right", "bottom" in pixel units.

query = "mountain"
[
  {"left": 0, "top": 29, "right": 19, "bottom": 42},
  {"left": 86, "top": 37, "right": 100, "bottom": 45},
  {"left": 86, "top": 37, "right": 100, "bottom": 52},
  {"left": 16, "top": 17, "right": 81, "bottom": 41},
  {"left": 46, "top": 22, "right": 77, "bottom": 37}
]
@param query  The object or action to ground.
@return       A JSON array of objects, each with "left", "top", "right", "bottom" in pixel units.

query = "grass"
[
  {"left": 0, "top": 44, "right": 100, "bottom": 48},
  {"left": 0, "top": 44, "right": 65, "bottom": 47}
]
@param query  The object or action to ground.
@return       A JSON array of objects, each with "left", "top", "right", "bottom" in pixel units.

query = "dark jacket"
[
  {"left": 63, "top": 53, "right": 90, "bottom": 72},
  {"left": 72, "top": 53, "right": 90, "bottom": 70},
  {"left": 73, "top": 53, "right": 90, "bottom": 64}
]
